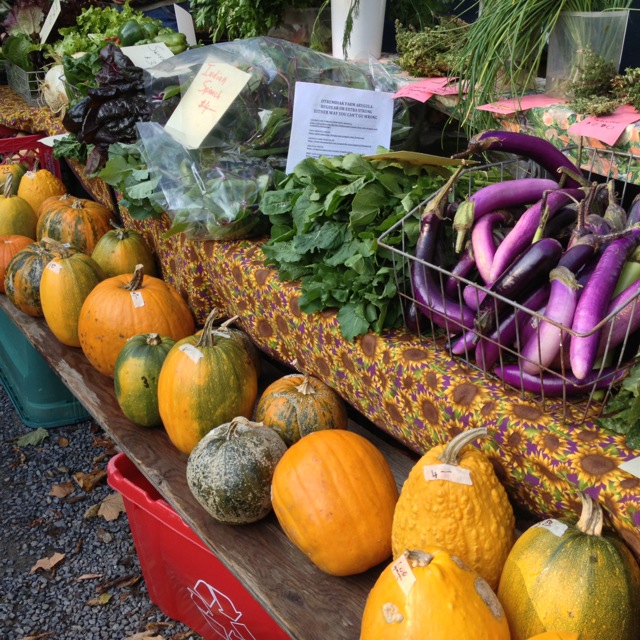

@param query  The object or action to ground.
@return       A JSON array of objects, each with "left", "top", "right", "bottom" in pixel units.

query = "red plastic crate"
[
  {"left": 107, "top": 452, "right": 291, "bottom": 640},
  {"left": 0, "top": 134, "right": 61, "bottom": 179}
]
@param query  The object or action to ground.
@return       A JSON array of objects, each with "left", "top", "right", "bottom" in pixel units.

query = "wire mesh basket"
[
  {"left": 5, "top": 61, "right": 45, "bottom": 107},
  {"left": 378, "top": 145, "right": 640, "bottom": 422}
]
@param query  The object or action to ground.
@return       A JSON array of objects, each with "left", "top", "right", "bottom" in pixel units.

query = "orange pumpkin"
[
  {"left": 526, "top": 634, "right": 580, "bottom": 640},
  {"left": 77, "top": 264, "right": 195, "bottom": 377},
  {"left": 36, "top": 194, "right": 115, "bottom": 254},
  {"left": 255, "top": 371, "right": 348, "bottom": 446},
  {"left": 271, "top": 429, "right": 399, "bottom": 576},
  {"left": 0, "top": 235, "right": 33, "bottom": 293},
  {"left": 17, "top": 166, "right": 67, "bottom": 215}
]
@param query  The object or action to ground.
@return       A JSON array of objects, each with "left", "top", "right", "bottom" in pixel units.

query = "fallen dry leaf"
[
  {"left": 57, "top": 436, "right": 69, "bottom": 447},
  {"left": 74, "top": 469, "right": 107, "bottom": 492},
  {"left": 98, "top": 493, "right": 125, "bottom": 522},
  {"left": 83, "top": 503, "right": 100, "bottom": 519},
  {"left": 97, "top": 572, "right": 141, "bottom": 593},
  {"left": 123, "top": 633, "right": 165, "bottom": 640},
  {"left": 30, "top": 552, "right": 65, "bottom": 574},
  {"left": 75, "top": 573, "right": 103, "bottom": 581},
  {"left": 86, "top": 592, "right": 113, "bottom": 606},
  {"left": 21, "top": 632, "right": 53, "bottom": 640},
  {"left": 50, "top": 481, "right": 75, "bottom": 499}
]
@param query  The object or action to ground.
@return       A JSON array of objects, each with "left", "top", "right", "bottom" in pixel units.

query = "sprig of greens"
[{"left": 260, "top": 153, "right": 457, "bottom": 341}]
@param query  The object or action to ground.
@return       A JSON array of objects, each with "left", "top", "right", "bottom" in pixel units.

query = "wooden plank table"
[{"left": 0, "top": 294, "right": 418, "bottom": 640}]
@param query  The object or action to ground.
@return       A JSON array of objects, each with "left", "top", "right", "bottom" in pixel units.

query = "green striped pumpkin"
[
  {"left": 158, "top": 309, "right": 259, "bottom": 455},
  {"left": 497, "top": 492, "right": 640, "bottom": 640},
  {"left": 4, "top": 240, "right": 69, "bottom": 317},
  {"left": 114, "top": 333, "right": 175, "bottom": 428},
  {"left": 36, "top": 194, "right": 115, "bottom": 254},
  {"left": 90, "top": 226, "right": 158, "bottom": 278}
]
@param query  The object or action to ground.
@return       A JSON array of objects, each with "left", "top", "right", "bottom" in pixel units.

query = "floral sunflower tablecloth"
[{"left": 122, "top": 207, "right": 640, "bottom": 559}]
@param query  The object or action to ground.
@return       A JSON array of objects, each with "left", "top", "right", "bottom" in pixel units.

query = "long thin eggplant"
[
  {"left": 520, "top": 267, "right": 580, "bottom": 374},
  {"left": 475, "top": 284, "right": 550, "bottom": 371},
  {"left": 489, "top": 189, "right": 583, "bottom": 283},
  {"left": 597, "top": 277, "right": 640, "bottom": 357},
  {"left": 626, "top": 193, "right": 640, "bottom": 228},
  {"left": 472, "top": 210, "right": 510, "bottom": 283},
  {"left": 570, "top": 227, "right": 640, "bottom": 380},
  {"left": 453, "top": 130, "right": 584, "bottom": 188},
  {"left": 452, "top": 178, "right": 559, "bottom": 253},
  {"left": 444, "top": 243, "right": 476, "bottom": 298},
  {"left": 494, "top": 364, "right": 626, "bottom": 397},
  {"left": 411, "top": 165, "right": 476, "bottom": 333},
  {"left": 475, "top": 237, "right": 563, "bottom": 335}
]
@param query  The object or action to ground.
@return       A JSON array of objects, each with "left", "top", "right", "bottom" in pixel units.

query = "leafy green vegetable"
[
  {"left": 596, "top": 363, "right": 640, "bottom": 449},
  {"left": 260, "top": 153, "right": 456, "bottom": 341},
  {"left": 52, "top": 134, "right": 87, "bottom": 164}
]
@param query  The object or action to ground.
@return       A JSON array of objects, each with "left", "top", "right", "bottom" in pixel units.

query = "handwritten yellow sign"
[{"left": 164, "top": 60, "right": 251, "bottom": 149}]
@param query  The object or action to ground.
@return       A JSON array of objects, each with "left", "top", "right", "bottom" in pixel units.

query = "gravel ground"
[{"left": 0, "top": 384, "right": 204, "bottom": 640}]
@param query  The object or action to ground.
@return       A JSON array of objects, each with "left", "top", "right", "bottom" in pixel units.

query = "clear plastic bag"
[{"left": 138, "top": 36, "right": 413, "bottom": 241}]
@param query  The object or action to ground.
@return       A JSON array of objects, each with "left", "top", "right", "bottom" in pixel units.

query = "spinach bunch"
[{"left": 260, "top": 153, "right": 454, "bottom": 341}]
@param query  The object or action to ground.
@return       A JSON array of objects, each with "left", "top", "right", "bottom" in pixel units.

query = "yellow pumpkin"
[
  {"left": 498, "top": 493, "right": 640, "bottom": 640},
  {"left": 0, "top": 175, "right": 37, "bottom": 239},
  {"left": 17, "top": 166, "right": 67, "bottom": 216},
  {"left": 271, "top": 429, "right": 399, "bottom": 576},
  {"left": 391, "top": 427, "right": 515, "bottom": 590},
  {"left": 359, "top": 549, "right": 511, "bottom": 640}
]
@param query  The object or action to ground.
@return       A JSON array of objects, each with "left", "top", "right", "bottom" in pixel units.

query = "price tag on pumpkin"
[
  {"left": 180, "top": 344, "right": 204, "bottom": 363},
  {"left": 130, "top": 291, "right": 145, "bottom": 308},
  {"left": 423, "top": 463, "right": 472, "bottom": 485},
  {"left": 164, "top": 59, "right": 251, "bottom": 149},
  {"left": 533, "top": 518, "right": 568, "bottom": 537},
  {"left": 40, "top": 0, "right": 61, "bottom": 44},
  {"left": 46, "top": 261, "right": 62, "bottom": 274},
  {"left": 391, "top": 554, "right": 416, "bottom": 595}
]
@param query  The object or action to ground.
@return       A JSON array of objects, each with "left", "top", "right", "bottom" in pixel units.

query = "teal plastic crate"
[{"left": 0, "top": 306, "right": 90, "bottom": 429}]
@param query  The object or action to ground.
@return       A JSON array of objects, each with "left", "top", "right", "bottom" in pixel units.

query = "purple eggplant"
[
  {"left": 494, "top": 363, "right": 626, "bottom": 396},
  {"left": 411, "top": 165, "right": 476, "bottom": 333},
  {"left": 520, "top": 267, "right": 580, "bottom": 374},
  {"left": 489, "top": 189, "right": 583, "bottom": 283},
  {"left": 472, "top": 210, "right": 510, "bottom": 283},
  {"left": 444, "top": 243, "right": 477, "bottom": 298},
  {"left": 627, "top": 193, "right": 640, "bottom": 228},
  {"left": 453, "top": 130, "right": 584, "bottom": 188},
  {"left": 450, "top": 330, "right": 479, "bottom": 356},
  {"left": 597, "top": 277, "right": 640, "bottom": 357},
  {"left": 452, "top": 178, "right": 560, "bottom": 253},
  {"left": 543, "top": 205, "right": 578, "bottom": 243},
  {"left": 604, "top": 180, "right": 627, "bottom": 232},
  {"left": 475, "top": 284, "right": 550, "bottom": 371},
  {"left": 475, "top": 237, "right": 563, "bottom": 335},
  {"left": 463, "top": 283, "right": 486, "bottom": 310},
  {"left": 570, "top": 228, "right": 640, "bottom": 380}
]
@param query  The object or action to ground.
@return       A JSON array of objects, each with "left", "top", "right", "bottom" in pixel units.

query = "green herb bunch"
[
  {"left": 260, "top": 154, "right": 458, "bottom": 341},
  {"left": 569, "top": 46, "right": 619, "bottom": 115},
  {"left": 395, "top": 16, "right": 470, "bottom": 78}
]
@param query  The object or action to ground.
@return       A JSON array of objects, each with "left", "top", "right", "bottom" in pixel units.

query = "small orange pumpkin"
[
  {"left": 36, "top": 194, "right": 115, "bottom": 254},
  {"left": 271, "top": 429, "right": 399, "bottom": 576},
  {"left": 0, "top": 235, "right": 33, "bottom": 293},
  {"left": 17, "top": 165, "right": 67, "bottom": 215},
  {"left": 255, "top": 371, "right": 348, "bottom": 446},
  {"left": 526, "top": 633, "right": 580, "bottom": 640},
  {"left": 77, "top": 264, "right": 195, "bottom": 377}
]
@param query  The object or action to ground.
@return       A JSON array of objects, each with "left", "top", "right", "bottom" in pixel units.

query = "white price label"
[
  {"left": 180, "top": 344, "right": 204, "bottom": 363},
  {"left": 46, "top": 261, "right": 62, "bottom": 273},
  {"left": 533, "top": 519, "right": 568, "bottom": 537},
  {"left": 423, "top": 463, "right": 472, "bottom": 485},
  {"left": 391, "top": 554, "right": 416, "bottom": 595},
  {"left": 130, "top": 291, "right": 145, "bottom": 308}
]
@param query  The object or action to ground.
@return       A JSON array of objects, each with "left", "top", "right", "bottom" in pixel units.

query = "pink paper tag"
[
  {"left": 477, "top": 94, "right": 566, "bottom": 114},
  {"left": 394, "top": 77, "right": 460, "bottom": 102},
  {"left": 567, "top": 105, "right": 640, "bottom": 146}
]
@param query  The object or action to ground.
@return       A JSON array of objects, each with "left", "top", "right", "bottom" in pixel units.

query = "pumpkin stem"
[
  {"left": 71, "top": 197, "right": 85, "bottom": 210},
  {"left": 406, "top": 549, "right": 434, "bottom": 568},
  {"left": 220, "top": 314, "right": 240, "bottom": 329},
  {"left": 576, "top": 492, "right": 604, "bottom": 537},
  {"left": 196, "top": 307, "right": 223, "bottom": 348},
  {"left": 295, "top": 373, "right": 316, "bottom": 396},
  {"left": 124, "top": 264, "right": 145, "bottom": 291},
  {"left": 146, "top": 333, "right": 163, "bottom": 346},
  {"left": 3, "top": 173, "right": 12, "bottom": 198},
  {"left": 41, "top": 236, "right": 72, "bottom": 258},
  {"left": 438, "top": 427, "right": 487, "bottom": 466},
  {"left": 225, "top": 416, "right": 265, "bottom": 439}
]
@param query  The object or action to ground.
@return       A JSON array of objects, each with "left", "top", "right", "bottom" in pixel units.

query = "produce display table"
[
  {"left": 0, "top": 294, "right": 418, "bottom": 640},
  {"left": 2, "top": 85, "right": 640, "bottom": 567}
]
